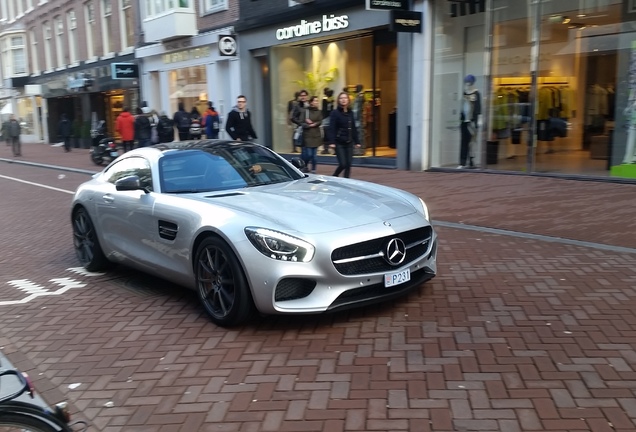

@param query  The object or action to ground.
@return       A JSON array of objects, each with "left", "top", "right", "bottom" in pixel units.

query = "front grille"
[
  {"left": 331, "top": 227, "right": 432, "bottom": 276},
  {"left": 275, "top": 278, "right": 316, "bottom": 301}
]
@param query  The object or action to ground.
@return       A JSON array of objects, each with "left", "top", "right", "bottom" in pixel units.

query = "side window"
[{"left": 103, "top": 157, "right": 153, "bottom": 191}]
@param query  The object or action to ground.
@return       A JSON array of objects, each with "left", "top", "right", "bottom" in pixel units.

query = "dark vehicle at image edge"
[{"left": 71, "top": 140, "right": 437, "bottom": 326}]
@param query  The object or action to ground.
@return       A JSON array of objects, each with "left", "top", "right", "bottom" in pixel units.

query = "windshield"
[{"left": 159, "top": 143, "right": 303, "bottom": 193}]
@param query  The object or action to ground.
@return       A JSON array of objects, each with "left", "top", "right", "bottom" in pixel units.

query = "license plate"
[
  {"left": 384, "top": 268, "right": 410, "bottom": 288},
  {"left": 110, "top": 151, "right": 118, "bottom": 157}
]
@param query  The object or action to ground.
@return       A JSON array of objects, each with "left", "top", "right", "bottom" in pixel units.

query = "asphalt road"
[{"left": 1, "top": 152, "right": 636, "bottom": 431}]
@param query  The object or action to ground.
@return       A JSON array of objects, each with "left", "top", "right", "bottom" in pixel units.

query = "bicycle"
[{"left": 0, "top": 369, "right": 88, "bottom": 431}]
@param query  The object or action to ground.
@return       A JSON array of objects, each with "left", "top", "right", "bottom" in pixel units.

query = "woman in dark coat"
[
  {"left": 300, "top": 96, "right": 323, "bottom": 173},
  {"left": 328, "top": 92, "right": 360, "bottom": 178}
]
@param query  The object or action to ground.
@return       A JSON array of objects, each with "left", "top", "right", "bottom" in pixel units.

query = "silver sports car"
[{"left": 71, "top": 141, "right": 437, "bottom": 326}]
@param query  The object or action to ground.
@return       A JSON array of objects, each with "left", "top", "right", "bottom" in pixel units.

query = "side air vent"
[{"left": 158, "top": 221, "right": 178, "bottom": 241}]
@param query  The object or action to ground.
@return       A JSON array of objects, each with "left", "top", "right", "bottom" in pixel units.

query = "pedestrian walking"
[
  {"left": 300, "top": 96, "right": 323, "bottom": 173},
  {"left": 225, "top": 95, "right": 257, "bottom": 141},
  {"left": 1, "top": 118, "right": 10, "bottom": 146},
  {"left": 7, "top": 114, "right": 22, "bottom": 156},
  {"left": 116, "top": 107, "right": 135, "bottom": 152},
  {"left": 173, "top": 102, "right": 191, "bottom": 141},
  {"left": 290, "top": 90, "right": 309, "bottom": 153},
  {"left": 134, "top": 107, "right": 152, "bottom": 148},
  {"left": 58, "top": 114, "right": 73, "bottom": 152},
  {"left": 156, "top": 111, "right": 175, "bottom": 143},
  {"left": 203, "top": 101, "right": 220, "bottom": 139},
  {"left": 329, "top": 92, "right": 360, "bottom": 178}
]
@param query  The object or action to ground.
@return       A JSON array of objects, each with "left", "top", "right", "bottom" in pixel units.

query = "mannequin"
[
  {"left": 623, "top": 88, "right": 636, "bottom": 164},
  {"left": 459, "top": 74, "right": 481, "bottom": 168}
]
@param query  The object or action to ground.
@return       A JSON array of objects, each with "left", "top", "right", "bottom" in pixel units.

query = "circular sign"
[{"left": 219, "top": 36, "right": 237, "bottom": 56}]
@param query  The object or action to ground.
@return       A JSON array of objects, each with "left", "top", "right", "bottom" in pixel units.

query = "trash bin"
[{"left": 486, "top": 140, "right": 499, "bottom": 165}]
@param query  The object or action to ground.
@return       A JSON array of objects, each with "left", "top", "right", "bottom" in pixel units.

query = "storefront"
[
  {"left": 431, "top": 0, "right": 636, "bottom": 180},
  {"left": 31, "top": 57, "right": 140, "bottom": 146},
  {"left": 238, "top": 6, "right": 407, "bottom": 164},
  {"left": 0, "top": 78, "right": 46, "bottom": 144},
  {"left": 136, "top": 27, "right": 240, "bottom": 135}
]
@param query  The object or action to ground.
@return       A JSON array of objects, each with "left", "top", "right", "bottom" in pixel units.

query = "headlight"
[
  {"left": 419, "top": 198, "right": 430, "bottom": 221},
  {"left": 245, "top": 227, "right": 315, "bottom": 262}
]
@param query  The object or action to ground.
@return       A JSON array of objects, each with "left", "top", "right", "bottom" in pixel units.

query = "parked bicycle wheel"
[{"left": 0, "top": 410, "right": 72, "bottom": 431}]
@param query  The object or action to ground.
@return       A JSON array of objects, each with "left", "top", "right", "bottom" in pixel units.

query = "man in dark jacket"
[
  {"left": 173, "top": 102, "right": 191, "bottom": 141},
  {"left": 8, "top": 115, "right": 21, "bottom": 156},
  {"left": 58, "top": 114, "right": 73, "bottom": 152},
  {"left": 134, "top": 107, "right": 152, "bottom": 148},
  {"left": 225, "top": 95, "right": 257, "bottom": 141},
  {"left": 156, "top": 112, "right": 175, "bottom": 143}
]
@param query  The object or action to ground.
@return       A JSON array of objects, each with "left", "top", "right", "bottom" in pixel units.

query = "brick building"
[{"left": 0, "top": 0, "right": 241, "bottom": 144}]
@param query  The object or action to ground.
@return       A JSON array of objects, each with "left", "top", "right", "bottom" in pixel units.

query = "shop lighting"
[{"left": 562, "top": 17, "right": 571, "bottom": 24}]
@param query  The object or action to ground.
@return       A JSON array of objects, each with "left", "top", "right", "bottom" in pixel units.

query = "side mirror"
[
  {"left": 290, "top": 157, "right": 306, "bottom": 170},
  {"left": 115, "top": 175, "right": 144, "bottom": 192}
]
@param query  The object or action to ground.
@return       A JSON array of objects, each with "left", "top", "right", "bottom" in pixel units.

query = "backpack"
[
  {"left": 206, "top": 113, "right": 220, "bottom": 131},
  {"left": 177, "top": 112, "right": 191, "bottom": 130}
]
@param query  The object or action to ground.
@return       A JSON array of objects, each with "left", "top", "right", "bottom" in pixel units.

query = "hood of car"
[{"left": 193, "top": 177, "right": 419, "bottom": 234}]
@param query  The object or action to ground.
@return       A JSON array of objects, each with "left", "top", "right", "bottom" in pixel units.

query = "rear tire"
[{"left": 195, "top": 237, "right": 254, "bottom": 327}]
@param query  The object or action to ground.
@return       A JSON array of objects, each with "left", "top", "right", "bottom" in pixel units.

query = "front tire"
[
  {"left": 90, "top": 151, "right": 104, "bottom": 165},
  {"left": 72, "top": 207, "right": 109, "bottom": 272},
  {"left": 195, "top": 237, "right": 254, "bottom": 327}
]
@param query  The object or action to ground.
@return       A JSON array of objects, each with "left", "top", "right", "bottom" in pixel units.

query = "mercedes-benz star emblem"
[{"left": 385, "top": 238, "right": 406, "bottom": 266}]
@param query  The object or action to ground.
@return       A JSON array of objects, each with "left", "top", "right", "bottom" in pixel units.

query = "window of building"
[
  {"left": 1, "top": 33, "right": 27, "bottom": 76},
  {"left": 43, "top": 21, "right": 52, "bottom": 71},
  {"left": 202, "top": 0, "right": 227, "bottom": 14},
  {"left": 85, "top": 2, "right": 96, "bottom": 59},
  {"left": 55, "top": 16, "right": 65, "bottom": 68},
  {"left": 67, "top": 10, "right": 78, "bottom": 64},
  {"left": 168, "top": 66, "right": 208, "bottom": 118},
  {"left": 29, "top": 29, "right": 39, "bottom": 74},
  {"left": 121, "top": 0, "right": 134, "bottom": 49},
  {"left": 146, "top": 0, "right": 186, "bottom": 17},
  {"left": 12, "top": 35, "right": 26, "bottom": 74},
  {"left": 101, "top": 0, "right": 114, "bottom": 55}
]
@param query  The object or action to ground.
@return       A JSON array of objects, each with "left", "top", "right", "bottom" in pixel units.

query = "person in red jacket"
[{"left": 116, "top": 107, "right": 135, "bottom": 152}]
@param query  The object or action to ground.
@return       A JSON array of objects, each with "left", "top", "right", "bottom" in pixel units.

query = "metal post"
[
  {"left": 480, "top": 0, "right": 494, "bottom": 168},
  {"left": 526, "top": 0, "right": 542, "bottom": 173}
]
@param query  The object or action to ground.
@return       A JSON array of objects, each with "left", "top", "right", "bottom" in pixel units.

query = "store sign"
[
  {"left": 67, "top": 73, "right": 94, "bottom": 90},
  {"left": 162, "top": 47, "right": 211, "bottom": 64},
  {"left": 275, "top": 14, "right": 349, "bottom": 41},
  {"left": 390, "top": 11, "right": 422, "bottom": 33},
  {"left": 219, "top": 35, "right": 237, "bottom": 56},
  {"left": 111, "top": 63, "right": 139, "bottom": 79},
  {"left": 366, "top": 0, "right": 408, "bottom": 11}
]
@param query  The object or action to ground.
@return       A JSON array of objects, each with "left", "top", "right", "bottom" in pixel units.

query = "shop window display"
[
  {"left": 431, "top": 0, "right": 636, "bottom": 179},
  {"left": 270, "top": 33, "right": 396, "bottom": 157},
  {"left": 168, "top": 66, "right": 208, "bottom": 122}
]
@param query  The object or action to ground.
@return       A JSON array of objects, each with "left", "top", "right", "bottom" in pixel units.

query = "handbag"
[{"left": 293, "top": 125, "right": 304, "bottom": 147}]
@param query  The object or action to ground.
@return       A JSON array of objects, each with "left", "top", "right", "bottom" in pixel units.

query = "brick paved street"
[{"left": 1, "top": 142, "right": 636, "bottom": 431}]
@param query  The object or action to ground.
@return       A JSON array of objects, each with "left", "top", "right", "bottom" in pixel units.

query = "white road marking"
[
  {"left": 67, "top": 267, "right": 105, "bottom": 276},
  {"left": 0, "top": 174, "right": 74, "bottom": 194},
  {"left": 1, "top": 278, "right": 87, "bottom": 306}
]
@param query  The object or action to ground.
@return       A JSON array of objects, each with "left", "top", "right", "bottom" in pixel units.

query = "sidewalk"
[{"left": 2, "top": 141, "right": 636, "bottom": 250}]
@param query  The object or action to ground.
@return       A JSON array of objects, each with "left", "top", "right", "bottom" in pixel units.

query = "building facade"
[
  {"left": 136, "top": 0, "right": 241, "bottom": 133},
  {"left": 1, "top": 0, "right": 141, "bottom": 145},
  {"left": 236, "top": 0, "right": 422, "bottom": 168},
  {"left": 433, "top": 0, "right": 636, "bottom": 180}
]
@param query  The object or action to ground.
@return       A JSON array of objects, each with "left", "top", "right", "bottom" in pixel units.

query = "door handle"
[{"left": 102, "top": 194, "right": 114, "bottom": 203}]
